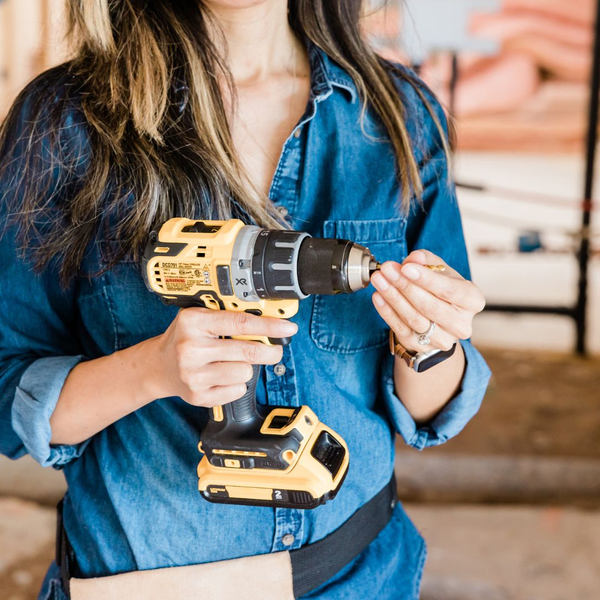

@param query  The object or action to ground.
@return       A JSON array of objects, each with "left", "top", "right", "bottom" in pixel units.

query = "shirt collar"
[{"left": 306, "top": 40, "right": 358, "bottom": 103}]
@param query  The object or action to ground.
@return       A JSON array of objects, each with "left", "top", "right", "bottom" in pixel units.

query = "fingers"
[
  {"left": 178, "top": 337, "right": 284, "bottom": 368},
  {"left": 183, "top": 362, "right": 255, "bottom": 407},
  {"left": 403, "top": 250, "right": 428, "bottom": 266},
  {"left": 372, "top": 272, "right": 431, "bottom": 335},
  {"left": 380, "top": 263, "right": 466, "bottom": 337},
  {"left": 179, "top": 307, "right": 298, "bottom": 340},
  {"left": 382, "top": 261, "right": 485, "bottom": 314},
  {"left": 372, "top": 273, "right": 462, "bottom": 352},
  {"left": 215, "top": 339, "right": 284, "bottom": 365},
  {"left": 200, "top": 384, "right": 249, "bottom": 407},
  {"left": 167, "top": 308, "right": 292, "bottom": 410},
  {"left": 196, "top": 361, "right": 255, "bottom": 387},
  {"left": 372, "top": 291, "right": 457, "bottom": 352},
  {"left": 373, "top": 267, "right": 471, "bottom": 341}
]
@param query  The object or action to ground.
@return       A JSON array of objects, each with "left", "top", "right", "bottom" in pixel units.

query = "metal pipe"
[
  {"left": 485, "top": 304, "right": 576, "bottom": 318},
  {"left": 575, "top": 0, "right": 600, "bottom": 355}
]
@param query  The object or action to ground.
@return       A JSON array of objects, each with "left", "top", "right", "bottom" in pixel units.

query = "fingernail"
[
  {"left": 280, "top": 321, "right": 298, "bottom": 335},
  {"left": 381, "top": 263, "right": 400, "bottom": 281},
  {"left": 373, "top": 294, "right": 385, "bottom": 307},
  {"left": 402, "top": 264, "right": 421, "bottom": 280},
  {"left": 372, "top": 273, "right": 389, "bottom": 291}
]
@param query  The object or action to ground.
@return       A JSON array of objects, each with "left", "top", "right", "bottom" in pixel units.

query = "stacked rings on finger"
[{"left": 414, "top": 321, "right": 436, "bottom": 346}]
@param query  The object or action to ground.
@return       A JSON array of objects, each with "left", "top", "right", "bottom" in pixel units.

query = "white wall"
[{"left": 458, "top": 151, "right": 600, "bottom": 355}]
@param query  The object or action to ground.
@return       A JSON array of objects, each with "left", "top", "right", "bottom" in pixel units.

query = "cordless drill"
[{"left": 142, "top": 218, "right": 380, "bottom": 509}]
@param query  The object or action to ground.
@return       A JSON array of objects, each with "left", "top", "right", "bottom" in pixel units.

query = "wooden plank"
[
  {"left": 0, "top": 0, "right": 68, "bottom": 118},
  {"left": 0, "top": 2, "right": 9, "bottom": 113}
]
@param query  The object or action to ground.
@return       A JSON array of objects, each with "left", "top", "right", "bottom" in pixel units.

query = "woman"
[{"left": 0, "top": 1, "right": 491, "bottom": 598}]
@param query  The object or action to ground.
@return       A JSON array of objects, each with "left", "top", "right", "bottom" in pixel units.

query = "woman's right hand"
[{"left": 148, "top": 307, "right": 298, "bottom": 408}]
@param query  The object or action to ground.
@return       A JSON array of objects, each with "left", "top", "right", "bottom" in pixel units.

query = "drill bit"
[
  {"left": 369, "top": 261, "right": 445, "bottom": 274},
  {"left": 369, "top": 260, "right": 382, "bottom": 275},
  {"left": 426, "top": 264, "right": 446, "bottom": 273}
]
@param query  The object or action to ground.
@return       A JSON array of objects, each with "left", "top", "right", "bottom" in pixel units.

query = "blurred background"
[{"left": 1, "top": 1, "right": 599, "bottom": 599}]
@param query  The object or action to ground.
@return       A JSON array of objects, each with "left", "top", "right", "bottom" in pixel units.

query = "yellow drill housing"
[{"left": 143, "top": 218, "right": 378, "bottom": 508}]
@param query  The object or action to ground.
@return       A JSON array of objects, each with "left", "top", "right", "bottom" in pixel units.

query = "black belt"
[
  {"left": 290, "top": 475, "right": 397, "bottom": 597},
  {"left": 57, "top": 476, "right": 397, "bottom": 599}
]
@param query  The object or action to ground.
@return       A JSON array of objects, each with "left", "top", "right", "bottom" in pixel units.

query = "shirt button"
[
  {"left": 276, "top": 205, "right": 289, "bottom": 218},
  {"left": 294, "top": 128, "right": 302, "bottom": 138},
  {"left": 282, "top": 534, "right": 295, "bottom": 546},
  {"left": 274, "top": 363, "right": 286, "bottom": 376}
]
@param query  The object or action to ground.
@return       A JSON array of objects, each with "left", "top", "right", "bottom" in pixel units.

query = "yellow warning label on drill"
[{"left": 161, "top": 262, "right": 211, "bottom": 292}]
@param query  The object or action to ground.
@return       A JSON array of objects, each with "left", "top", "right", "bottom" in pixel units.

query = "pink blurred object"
[
  {"left": 502, "top": 0, "right": 595, "bottom": 25},
  {"left": 424, "top": 53, "right": 541, "bottom": 118},
  {"left": 457, "top": 81, "right": 590, "bottom": 152},
  {"left": 471, "top": 11, "right": 593, "bottom": 82},
  {"left": 419, "top": 0, "right": 596, "bottom": 152}
]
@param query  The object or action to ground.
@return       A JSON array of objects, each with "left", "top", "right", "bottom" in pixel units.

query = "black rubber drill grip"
[{"left": 231, "top": 363, "right": 261, "bottom": 422}]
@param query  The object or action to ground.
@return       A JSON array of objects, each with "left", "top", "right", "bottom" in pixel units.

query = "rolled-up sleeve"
[
  {"left": 0, "top": 77, "right": 90, "bottom": 468},
  {"left": 12, "top": 356, "right": 89, "bottom": 467},
  {"left": 383, "top": 67, "right": 492, "bottom": 448}
]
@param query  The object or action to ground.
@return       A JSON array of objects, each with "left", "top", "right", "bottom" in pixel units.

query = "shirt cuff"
[
  {"left": 12, "top": 355, "right": 90, "bottom": 468},
  {"left": 382, "top": 340, "right": 491, "bottom": 450}
]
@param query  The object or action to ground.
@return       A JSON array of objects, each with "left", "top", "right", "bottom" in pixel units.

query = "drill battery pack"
[{"left": 198, "top": 406, "right": 349, "bottom": 509}]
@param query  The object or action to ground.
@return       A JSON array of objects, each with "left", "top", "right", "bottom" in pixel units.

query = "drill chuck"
[{"left": 296, "top": 237, "right": 377, "bottom": 295}]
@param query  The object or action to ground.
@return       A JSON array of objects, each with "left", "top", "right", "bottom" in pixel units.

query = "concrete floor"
[
  {"left": 411, "top": 504, "right": 600, "bottom": 600},
  {"left": 0, "top": 499, "right": 55, "bottom": 600}
]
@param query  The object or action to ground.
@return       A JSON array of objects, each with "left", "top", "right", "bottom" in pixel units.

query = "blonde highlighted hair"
[{"left": 0, "top": 0, "right": 448, "bottom": 285}]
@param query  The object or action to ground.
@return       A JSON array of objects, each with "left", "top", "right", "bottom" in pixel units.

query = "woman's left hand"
[{"left": 371, "top": 250, "right": 486, "bottom": 353}]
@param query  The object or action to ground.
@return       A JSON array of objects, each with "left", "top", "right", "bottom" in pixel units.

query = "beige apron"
[{"left": 69, "top": 551, "right": 295, "bottom": 600}]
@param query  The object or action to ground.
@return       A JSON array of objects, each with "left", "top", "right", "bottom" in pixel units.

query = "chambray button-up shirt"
[{"left": 0, "top": 43, "right": 491, "bottom": 600}]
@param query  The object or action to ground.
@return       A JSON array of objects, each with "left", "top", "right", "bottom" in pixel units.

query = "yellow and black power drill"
[{"left": 142, "top": 218, "right": 380, "bottom": 509}]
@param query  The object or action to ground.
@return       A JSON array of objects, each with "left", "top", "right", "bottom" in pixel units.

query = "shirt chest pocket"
[{"left": 310, "top": 218, "right": 407, "bottom": 354}]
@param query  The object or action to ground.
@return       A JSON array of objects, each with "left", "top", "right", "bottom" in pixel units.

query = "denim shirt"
[{"left": 0, "top": 44, "right": 491, "bottom": 600}]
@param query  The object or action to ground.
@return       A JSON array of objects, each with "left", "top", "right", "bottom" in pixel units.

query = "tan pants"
[{"left": 70, "top": 551, "right": 295, "bottom": 600}]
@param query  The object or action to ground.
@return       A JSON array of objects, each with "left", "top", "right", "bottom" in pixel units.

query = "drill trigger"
[{"left": 268, "top": 336, "right": 293, "bottom": 346}]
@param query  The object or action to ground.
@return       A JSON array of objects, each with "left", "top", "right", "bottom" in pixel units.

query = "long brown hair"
[{"left": 0, "top": 0, "right": 447, "bottom": 285}]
